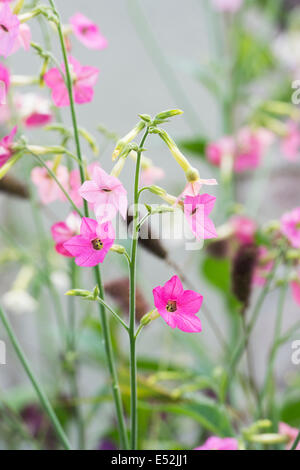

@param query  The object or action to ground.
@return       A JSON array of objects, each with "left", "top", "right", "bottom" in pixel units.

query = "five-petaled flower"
[
  {"left": 152, "top": 275, "right": 203, "bottom": 333},
  {"left": 63, "top": 217, "right": 115, "bottom": 267},
  {"left": 51, "top": 212, "right": 81, "bottom": 257},
  {"left": 0, "top": 125, "right": 17, "bottom": 168},
  {"left": 280, "top": 207, "right": 300, "bottom": 249},
  {"left": 70, "top": 12, "right": 108, "bottom": 50},
  {"left": 79, "top": 166, "right": 128, "bottom": 223},
  {"left": 0, "top": 3, "right": 19, "bottom": 57},
  {"left": 44, "top": 55, "right": 99, "bottom": 107},
  {"left": 184, "top": 194, "right": 218, "bottom": 240}
]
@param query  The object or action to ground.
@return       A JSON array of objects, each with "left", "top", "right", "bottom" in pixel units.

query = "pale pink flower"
[
  {"left": 279, "top": 422, "right": 300, "bottom": 450},
  {"left": 231, "top": 215, "right": 257, "bottom": 245},
  {"left": 184, "top": 194, "right": 218, "bottom": 240},
  {"left": 15, "top": 93, "right": 52, "bottom": 128},
  {"left": 79, "top": 165, "right": 127, "bottom": 223},
  {"left": 153, "top": 275, "right": 203, "bottom": 333},
  {"left": 280, "top": 207, "right": 300, "bottom": 249},
  {"left": 252, "top": 247, "right": 274, "bottom": 287},
  {"left": 0, "top": 62, "right": 10, "bottom": 105},
  {"left": 70, "top": 13, "right": 108, "bottom": 50},
  {"left": 281, "top": 121, "right": 300, "bottom": 162},
  {"left": 212, "top": 0, "right": 243, "bottom": 12},
  {"left": 63, "top": 217, "right": 115, "bottom": 267},
  {"left": 140, "top": 166, "right": 165, "bottom": 187},
  {"left": 63, "top": 162, "right": 101, "bottom": 208},
  {"left": 0, "top": 4, "right": 20, "bottom": 57},
  {"left": 291, "top": 273, "right": 300, "bottom": 306},
  {"left": 0, "top": 125, "right": 17, "bottom": 168},
  {"left": 44, "top": 56, "right": 99, "bottom": 107},
  {"left": 51, "top": 212, "right": 81, "bottom": 257},
  {"left": 179, "top": 178, "right": 218, "bottom": 199},
  {"left": 31, "top": 160, "right": 69, "bottom": 204},
  {"left": 11, "top": 23, "right": 31, "bottom": 54},
  {"left": 195, "top": 436, "right": 239, "bottom": 450},
  {"left": 206, "top": 136, "right": 234, "bottom": 167}
]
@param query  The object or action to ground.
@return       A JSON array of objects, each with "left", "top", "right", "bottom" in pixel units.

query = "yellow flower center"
[{"left": 92, "top": 238, "right": 103, "bottom": 251}]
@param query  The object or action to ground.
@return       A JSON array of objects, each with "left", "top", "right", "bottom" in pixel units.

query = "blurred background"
[{"left": 0, "top": 0, "right": 299, "bottom": 450}]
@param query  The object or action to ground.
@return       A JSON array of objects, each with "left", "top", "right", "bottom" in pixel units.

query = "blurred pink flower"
[
  {"left": 16, "top": 93, "right": 52, "bottom": 128},
  {"left": 79, "top": 165, "right": 127, "bottom": 223},
  {"left": 206, "top": 128, "right": 273, "bottom": 173},
  {"left": 0, "top": 62, "right": 10, "bottom": 105},
  {"left": 44, "top": 55, "right": 99, "bottom": 107},
  {"left": 281, "top": 121, "right": 300, "bottom": 162},
  {"left": 231, "top": 215, "right": 257, "bottom": 245},
  {"left": 153, "top": 275, "right": 203, "bottom": 333},
  {"left": 31, "top": 160, "right": 69, "bottom": 204},
  {"left": 0, "top": 3, "right": 19, "bottom": 57},
  {"left": 280, "top": 207, "right": 300, "bottom": 249},
  {"left": 279, "top": 422, "right": 300, "bottom": 450},
  {"left": 195, "top": 436, "right": 238, "bottom": 450},
  {"left": 212, "top": 0, "right": 243, "bottom": 12},
  {"left": 63, "top": 217, "right": 115, "bottom": 267},
  {"left": 140, "top": 166, "right": 165, "bottom": 187},
  {"left": 11, "top": 23, "right": 31, "bottom": 53},
  {"left": 291, "top": 273, "right": 300, "bottom": 306},
  {"left": 0, "top": 125, "right": 17, "bottom": 167},
  {"left": 252, "top": 246, "right": 274, "bottom": 287},
  {"left": 184, "top": 194, "right": 218, "bottom": 240},
  {"left": 179, "top": 178, "right": 218, "bottom": 199},
  {"left": 51, "top": 212, "right": 81, "bottom": 257},
  {"left": 70, "top": 13, "right": 108, "bottom": 50}
]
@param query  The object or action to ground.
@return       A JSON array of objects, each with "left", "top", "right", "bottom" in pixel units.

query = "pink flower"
[
  {"left": 279, "top": 422, "right": 300, "bottom": 450},
  {"left": 140, "top": 166, "right": 165, "bottom": 187},
  {"left": 280, "top": 207, "right": 300, "bottom": 249},
  {"left": 70, "top": 13, "right": 108, "bottom": 50},
  {"left": 16, "top": 93, "right": 52, "bottom": 128},
  {"left": 231, "top": 215, "right": 257, "bottom": 245},
  {"left": 281, "top": 121, "right": 300, "bottom": 162},
  {"left": 179, "top": 178, "right": 218, "bottom": 199},
  {"left": 195, "top": 436, "right": 239, "bottom": 450},
  {"left": 0, "top": 4, "right": 20, "bottom": 57},
  {"left": 206, "top": 128, "right": 273, "bottom": 173},
  {"left": 79, "top": 165, "right": 127, "bottom": 223},
  {"left": 252, "top": 247, "right": 274, "bottom": 287},
  {"left": 63, "top": 217, "right": 115, "bottom": 267},
  {"left": 0, "top": 62, "right": 10, "bottom": 105},
  {"left": 0, "top": 125, "right": 17, "bottom": 168},
  {"left": 184, "top": 194, "right": 218, "bottom": 240},
  {"left": 51, "top": 212, "right": 81, "bottom": 257},
  {"left": 212, "top": 0, "right": 243, "bottom": 12},
  {"left": 291, "top": 273, "right": 300, "bottom": 306},
  {"left": 44, "top": 56, "right": 99, "bottom": 107},
  {"left": 31, "top": 161, "right": 69, "bottom": 204},
  {"left": 153, "top": 275, "right": 203, "bottom": 333},
  {"left": 11, "top": 23, "right": 31, "bottom": 54}
]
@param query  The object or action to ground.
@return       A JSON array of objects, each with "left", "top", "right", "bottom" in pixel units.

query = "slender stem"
[
  {"left": 291, "top": 430, "right": 300, "bottom": 451},
  {"left": 48, "top": 0, "right": 128, "bottom": 449},
  {"left": 129, "top": 129, "right": 149, "bottom": 450},
  {"left": 95, "top": 296, "right": 129, "bottom": 331},
  {"left": 0, "top": 305, "right": 72, "bottom": 450}
]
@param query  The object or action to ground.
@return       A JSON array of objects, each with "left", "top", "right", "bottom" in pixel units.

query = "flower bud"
[
  {"left": 110, "top": 244, "right": 126, "bottom": 255},
  {"left": 154, "top": 109, "right": 183, "bottom": 124},
  {"left": 65, "top": 289, "right": 91, "bottom": 298},
  {"left": 140, "top": 309, "right": 160, "bottom": 326},
  {"left": 156, "top": 128, "right": 191, "bottom": 172},
  {"left": 148, "top": 185, "right": 167, "bottom": 197},
  {"left": 185, "top": 166, "right": 200, "bottom": 182},
  {"left": 112, "top": 121, "right": 146, "bottom": 160}
]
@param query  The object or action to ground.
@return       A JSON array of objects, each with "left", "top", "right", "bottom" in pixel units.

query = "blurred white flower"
[
  {"left": 50, "top": 270, "right": 70, "bottom": 292},
  {"left": 2, "top": 289, "right": 37, "bottom": 315},
  {"left": 273, "top": 32, "right": 300, "bottom": 75}
]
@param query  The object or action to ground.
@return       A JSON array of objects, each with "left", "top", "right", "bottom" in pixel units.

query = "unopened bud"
[
  {"left": 140, "top": 309, "right": 160, "bottom": 326},
  {"left": 110, "top": 244, "right": 126, "bottom": 255},
  {"left": 65, "top": 289, "right": 91, "bottom": 298},
  {"left": 112, "top": 121, "right": 146, "bottom": 160}
]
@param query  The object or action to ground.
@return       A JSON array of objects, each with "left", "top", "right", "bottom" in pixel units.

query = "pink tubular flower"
[
  {"left": 0, "top": 62, "right": 10, "bottom": 105},
  {"left": 280, "top": 207, "right": 300, "bottom": 249},
  {"left": 194, "top": 436, "right": 239, "bottom": 450},
  {"left": 231, "top": 215, "right": 257, "bottom": 245},
  {"left": 212, "top": 0, "right": 243, "bottom": 12},
  {"left": 184, "top": 194, "right": 218, "bottom": 240},
  {"left": 281, "top": 121, "right": 300, "bottom": 162},
  {"left": 79, "top": 165, "right": 127, "bottom": 223},
  {"left": 140, "top": 166, "right": 165, "bottom": 187},
  {"left": 152, "top": 275, "right": 203, "bottom": 333},
  {"left": 279, "top": 422, "right": 300, "bottom": 450},
  {"left": 63, "top": 217, "right": 115, "bottom": 267},
  {"left": 252, "top": 247, "right": 274, "bottom": 287},
  {"left": 31, "top": 161, "right": 69, "bottom": 204},
  {"left": 0, "top": 4, "right": 20, "bottom": 57},
  {"left": 70, "top": 13, "right": 108, "bottom": 50},
  {"left": 0, "top": 125, "right": 17, "bottom": 168},
  {"left": 51, "top": 212, "right": 81, "bottom": 257},
  {"left": 44, "top": 56, "right": 99, "bottom": 107}
]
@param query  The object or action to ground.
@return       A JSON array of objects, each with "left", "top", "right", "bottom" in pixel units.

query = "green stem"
[
  {"left": 95, "top": 296, "right": 129, "bottom": 331},
  {"left": 48, "top": 0, "right": 128, "bottom": 449},
  {"left": 129, "top": 129, "right": 149, "bottom": 449},
  {"left": 291, "top": 430, "right": 300, "bottom": 451},
  {"left": 0, "top": 305, "right": 71, "bottom": 450}
]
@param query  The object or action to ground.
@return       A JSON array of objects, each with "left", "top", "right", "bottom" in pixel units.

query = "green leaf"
[
  {"left": 179, "top": 137, "right": 207, "bottom": 158},
  {"left": 281, "top": 400, "right": 300, "bottom": 428}
]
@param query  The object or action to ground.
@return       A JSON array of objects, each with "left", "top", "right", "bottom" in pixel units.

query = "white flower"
[{"left": 2, "top": 289, "right": 37, "bottom": 315}]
